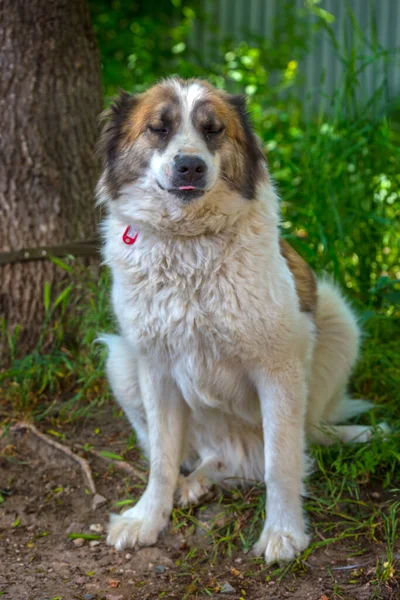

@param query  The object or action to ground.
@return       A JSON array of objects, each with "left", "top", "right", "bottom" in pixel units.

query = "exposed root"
[
  {"left": 11, "top": 422, "right": 97, "bottom": 495},
  {"left": 2, "top": 421, "right": 147, "bottom": 490}
]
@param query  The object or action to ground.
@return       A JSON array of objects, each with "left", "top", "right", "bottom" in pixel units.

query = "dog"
[{"left": 97, "top": 78, "right": 380, "bottom": 563}]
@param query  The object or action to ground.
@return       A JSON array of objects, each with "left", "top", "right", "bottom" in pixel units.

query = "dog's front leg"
[
  {"left": 107, "top": 360, "right": 187, "bottom": 551},
  {"left": 251, "top": 362, "right": 310, "bottom": 563}
]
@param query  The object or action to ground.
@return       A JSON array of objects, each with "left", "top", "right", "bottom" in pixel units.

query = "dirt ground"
[{"left": 1, "top": 408, "right": 399, "bottom": 600}]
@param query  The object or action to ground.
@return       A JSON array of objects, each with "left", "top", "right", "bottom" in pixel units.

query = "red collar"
[{"left": 122, "top": 226, "right": 139, "bottom": 245}]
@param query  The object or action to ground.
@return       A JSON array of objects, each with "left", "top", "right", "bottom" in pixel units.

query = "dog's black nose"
[{"left": 174, "top": 155, "right": 207, "bottom": 184}]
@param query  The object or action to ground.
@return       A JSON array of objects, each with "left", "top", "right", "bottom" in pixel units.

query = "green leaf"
[
  {"left": 67, "top": 533, "right": 102, "bottom": 540},
  {"left": 98, "top": 450, "right": 124, "bottom": 461},
  {"left": 50, "top": 256, "right": 73, "bottom": 272},
  {"left": 53, "top": 285, "right": 72, "bottom": 309},
  {"left": 313, "top": 7, "right": 335, "bottom": 23},
  {"left": 114, "top": 499, "right": 135, "bottom": 507},
  {"left": 172, "top": 42, "right": 186, "bottom": 54},
  {"left": 47, "top": 429, "right": 66, "bottom": 440},
  {"left": 43, "top": 281, "right": 51, "bottom": 312}
]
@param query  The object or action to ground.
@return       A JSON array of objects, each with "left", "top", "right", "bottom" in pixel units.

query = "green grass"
[{"left": 0, "top": 264, "right": 113, "bottom": 420}]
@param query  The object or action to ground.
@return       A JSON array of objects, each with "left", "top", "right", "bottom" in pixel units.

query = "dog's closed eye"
[
  {"left": 203, "top": 124, "right": 225, "bottom": 137},
  {"left": 148, "top": 124, "right": 169, "bottom": 135}
]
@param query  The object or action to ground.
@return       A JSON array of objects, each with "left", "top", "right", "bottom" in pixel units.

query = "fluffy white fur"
[{"left": 98, "top": 80, "right": 381, "bottom": 564}]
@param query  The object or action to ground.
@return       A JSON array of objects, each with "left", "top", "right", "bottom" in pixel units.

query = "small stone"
[
  {"left": 92, "top": 493, "right": 107, "bottom": 510},
  {"left": 234, "top": 557, "right": 243, "bottom": 564},
  {"left": 133, "top": 547, "right": 174, "bottom": 572},
  {"left": 89, "top": 540, "right": 100, "bottom": 547},
  {"left": 66, "top": 522, "right": 84, "bottom": 534},
  {"left": 154, "top": 564, "right": 166, "bottom": 574},
  {"left": 84, "top": 595, "right": 95, "bottom": 600},
  {"left": 371, "top": 491, "right": 381, "bottom": 499},
  {"left": 125, "top": 553, "right": 132, "bottom": 560},
  {"left": 89, "top": 523, "right": 104, "bottom": 533},
  {"left": 220, "top": 582, "right": 236, "bottom": 594},
  {"left": 72, "top": 538, "right": 85, "bottom": 547},
  {"left": 195, "top": 503, "right": 228, "bottom": 538}
]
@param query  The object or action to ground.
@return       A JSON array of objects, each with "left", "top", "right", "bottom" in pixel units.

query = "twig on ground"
[
  {"left": 79, "top": 445, "right": 147, "bottom": 483},
  {"left": 331, "top": 562, "right": 367, "bottom": 571},
  {"left": 10, "top": 422, "right": 97, "bottom": 495}
]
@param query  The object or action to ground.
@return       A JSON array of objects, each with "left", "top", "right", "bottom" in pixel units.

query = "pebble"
[
  {"left": 220, "top": 582, "right": 236, "bottom": 594},
  {"left": 125, "top": 553, "right": 132, "bottom": 560},
  {"left": 66, "top": 522, "right": 84, "bottom": 534},
  {"left": 89, "top": 523, "right": 104, "bottom": 533},
  {"left": 72, "top": 538, "right": 85, "bottom": 547},
  {"left": 89, "top": 540, "right": 101, "bottom": 547},
  {"left": 154, "top": 564, "right": 166, "bottom": 574},
  {"left": 84, "top": 595, "right": 95, "bottom": 600},
  {"left": 92, "top": 493, "right": 107, "bottom": 510}
]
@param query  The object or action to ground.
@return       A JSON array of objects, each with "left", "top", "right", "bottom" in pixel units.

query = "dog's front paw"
[
  {"left": 252, "top": 527, "right": 310, "bottom": 564},
  {"left": 107, "top": 498, "right": 171, "bottom": 551}
]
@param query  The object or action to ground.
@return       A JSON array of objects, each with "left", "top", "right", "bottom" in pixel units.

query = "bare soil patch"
[{"left": 0, "top": 408, "right": 398, "bottom": 600}]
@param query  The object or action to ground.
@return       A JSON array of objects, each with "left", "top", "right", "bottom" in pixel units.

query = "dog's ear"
[
  {"left": 227, "top": 94, "right": 256, "bottom": 137},
  {"left": 227, "top": 94, "right": 247, "bottom": 116},
  {"left": 227, "top": 93, "right": 267, "bottom": 199},
  {"left": 97, "top": 91, "right": 139, "bottom": 167}
]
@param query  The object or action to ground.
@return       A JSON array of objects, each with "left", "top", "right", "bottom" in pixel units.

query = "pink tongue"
[{"left": 179, "top": 185, "right": 196, "bottom": 190}]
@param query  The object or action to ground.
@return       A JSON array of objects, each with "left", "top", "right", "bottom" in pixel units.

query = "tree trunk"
[{"left": 0, "top": 0, "right": 103, "bottom": 357}]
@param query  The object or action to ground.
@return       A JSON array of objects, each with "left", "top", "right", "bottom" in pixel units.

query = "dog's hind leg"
[
  {"left": 177, "top": 456, "right": 225, "bottom": 507},
  {"left": 98, "top": 334, "right": 149, "bottom": 457}
]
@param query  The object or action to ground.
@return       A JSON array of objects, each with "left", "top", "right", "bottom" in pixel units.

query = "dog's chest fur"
[{"left": 104, "top": 212, "right": 300, "bottom": 412}]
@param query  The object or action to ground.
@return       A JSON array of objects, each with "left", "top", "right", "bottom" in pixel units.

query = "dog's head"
[{"left": 97, "top": 79, "right": 267, "bottom": 233}]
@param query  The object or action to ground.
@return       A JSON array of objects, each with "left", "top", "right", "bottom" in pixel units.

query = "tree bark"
[{"left": 0, "top": 0, "right": 103, "bottom": 356}]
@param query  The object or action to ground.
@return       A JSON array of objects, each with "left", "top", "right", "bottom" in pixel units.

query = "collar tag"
[{"left": 122, "top": 226, "right": 139, "bottom": 245}]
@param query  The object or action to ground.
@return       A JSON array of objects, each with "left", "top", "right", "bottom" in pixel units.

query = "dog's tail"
[
  {"left": 325, "top": 395, "right": 373, "bottom": 424},
  {"left": 308, "top": 280, "right": 388, "bottom": 445}
]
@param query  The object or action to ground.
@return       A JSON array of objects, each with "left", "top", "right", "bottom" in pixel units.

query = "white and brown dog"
[{"left": 97, "top": 78, "right": 378, "bottom": 563}]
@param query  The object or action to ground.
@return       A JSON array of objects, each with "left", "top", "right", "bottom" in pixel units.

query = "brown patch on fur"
[
  {"left": 213, "top": 91, "right": 267, "bottom": 200},
  {"left": 196, "top": 92, "right": 245, "bottom": 143},
  {"left": 280, "top": 239, "right": 317, "bottom": 314},
  {"left": 123, "top": 83, "right": 180, "bottom": 146}
]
